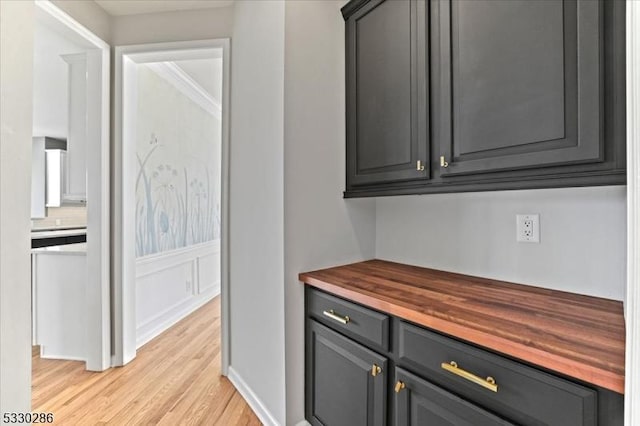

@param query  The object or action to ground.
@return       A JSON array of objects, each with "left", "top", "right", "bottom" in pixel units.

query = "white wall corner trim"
[
  {"left": 626, "top": 0, "right": 640, "bottom": 425},
  {"left": 227, "top": 367, "right": 281, "bottom": 426},
  {"left": 146, "top": 61, "right": 221, "bottom": 119}
]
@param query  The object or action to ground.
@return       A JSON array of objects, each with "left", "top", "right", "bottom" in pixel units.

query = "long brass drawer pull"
[
  {"left": 323, "top": 309, "right": 350, "bottom": 325},
  {"left": 441, "top": 361, "right": 498, "bottom": 392}
]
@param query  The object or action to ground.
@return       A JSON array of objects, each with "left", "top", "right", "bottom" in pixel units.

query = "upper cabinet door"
[
  {"left": 435, "top": 0, "right": 603, "bottom": 177},
  {"left": 345, "top": 0, "right": 429, "bottom": 187}
]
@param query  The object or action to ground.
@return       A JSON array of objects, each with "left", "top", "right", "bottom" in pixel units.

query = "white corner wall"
[
  {"left": 0, "top": 0, "right": 35, "bottom": 414},
  {"left": 283, "top": 1, "right": 376, "bottom": 424},
  {"left": 228, "top": 1, "right": 286, "bottom": 424},
  {"left": 376, "top": 186, "right": 627, "bottom": 301}
]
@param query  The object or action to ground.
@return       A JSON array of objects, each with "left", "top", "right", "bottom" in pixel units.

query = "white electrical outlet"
[{"left": 516, "top": 214, "right": 540, "bottom": 243}]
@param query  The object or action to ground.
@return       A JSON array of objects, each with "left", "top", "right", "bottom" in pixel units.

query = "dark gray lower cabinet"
[
  {"left": 394, "top": 367, "right": 513, "bottom": 426},
  {"left": 305, "top": 286, "right": 624, "bottom": 426},
  {"left": 306, "top": 321, "right": 387, "bottom": 426}
]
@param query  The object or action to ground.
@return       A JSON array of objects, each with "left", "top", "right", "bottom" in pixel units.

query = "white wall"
[
  {"left": 0, "top": 0, "right": 35, "bottom": 414},
  {"left": 229, "top": 1, "right": 286, "bottom": 424},
  {"left": 376, "top": 186, "right": 627, "bottom": 300},
  {"left": 110, "top": 7, "right": 233, "bottom": 46},
  {"left": 283, "top": 1, "right": 376, "bottom": 424},
  {"left": 51, "top": 0, "right": 111, "bottom": 43},
  {"left": 135, "top": 63, "right": 220, "bottom": 256}
]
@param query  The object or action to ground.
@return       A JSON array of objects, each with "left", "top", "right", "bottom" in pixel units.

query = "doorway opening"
[
  {"left": 30, "top": 0, "right": 110, "bottom": 378},
  {"left": 113, "top": 40, "right": 230, "bottom": 374}
]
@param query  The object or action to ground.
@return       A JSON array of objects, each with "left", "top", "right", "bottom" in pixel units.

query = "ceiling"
[{"left": 95, "top": 0, "right": 234, "bottom": 17}]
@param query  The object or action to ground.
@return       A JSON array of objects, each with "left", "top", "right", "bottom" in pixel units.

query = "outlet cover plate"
[{"left": 516, "top": 214, "right": 540, "bottom": 243}]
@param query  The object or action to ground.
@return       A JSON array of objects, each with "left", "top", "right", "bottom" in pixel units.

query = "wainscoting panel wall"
[{"left": 135, "top": 240, "right": 220, "bottom": 348}]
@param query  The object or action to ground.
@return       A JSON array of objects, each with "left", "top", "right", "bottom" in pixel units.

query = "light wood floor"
[{"left": 32, "top": 297, "right": 262, "bottom": 425}]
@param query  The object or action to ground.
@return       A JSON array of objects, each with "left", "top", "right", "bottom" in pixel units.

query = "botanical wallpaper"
[{"left": 136, "top": 63, "right": 221, "bottom": 257}]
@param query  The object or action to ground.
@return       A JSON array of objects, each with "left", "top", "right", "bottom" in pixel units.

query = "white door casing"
[{"left": 113, "top": 40, "right": 231, "bottom": 373}]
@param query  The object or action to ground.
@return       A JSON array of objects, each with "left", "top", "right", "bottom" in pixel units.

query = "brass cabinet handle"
[
  {"left": 394, "top": 381, "right": 406, "bottom": 393},
  {"left": 441, "top": 361, "right": 498, "bottom": 392},
  {"left": 440, "top": 156, "right": 449, "bottom": 168},
  {"left": 416, "top": 160, "right": 425, "bottom": 171},
  {"left": 371, "top": 364, "right": 382, "bottom": 377},
  {"left": 322, "top": 309, "right": 350, "bottom": 325}
]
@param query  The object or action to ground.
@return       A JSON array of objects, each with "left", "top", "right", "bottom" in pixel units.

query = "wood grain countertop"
[{"left": 299, "top": 259, "right": 625, "bottom": 394}]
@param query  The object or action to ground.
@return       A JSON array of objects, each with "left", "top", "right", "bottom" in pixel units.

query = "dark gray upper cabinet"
[
  {"left": 345, "top": 0, "right": 429, "bottom": 186},
  {"left": 342, "top": 0, "right": 626, "bottom": 198},
  {"left": 436, "top": 0, "right": 601, "bottom": 176}
]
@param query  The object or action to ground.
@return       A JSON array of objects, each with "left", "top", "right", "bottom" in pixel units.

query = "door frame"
[
  {"left": 35, "top": 0, "right": 111, "bottom": 371},
  {"left": 113, "top": 39, "right": 231, "bottom": 373},
  {"left": 625, "top": 2, "right": 640, "bottom": 424}
]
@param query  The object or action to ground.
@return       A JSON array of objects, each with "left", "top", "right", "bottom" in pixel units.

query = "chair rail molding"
[{"left": 626, "top": 0, "right": 640, "bottom": 424}]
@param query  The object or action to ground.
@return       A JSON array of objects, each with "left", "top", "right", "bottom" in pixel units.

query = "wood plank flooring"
[{"left": 32, "top": 297, "right": 262, "bottom": 425}]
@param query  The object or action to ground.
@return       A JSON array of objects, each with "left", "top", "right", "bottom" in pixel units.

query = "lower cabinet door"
[
  {"left": 394, "top": 368, "right": 514, "bottom": 426},
  {"left": 307, "top": 320, "right": 387, "bottom": 426}
]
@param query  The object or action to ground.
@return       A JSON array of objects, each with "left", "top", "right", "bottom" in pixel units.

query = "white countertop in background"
[
  {"left": 31, "top": 242, "right": 87, "bottom": 255},
  {"left": 31, "top": 228, "right": 87, "bottom": 239}
]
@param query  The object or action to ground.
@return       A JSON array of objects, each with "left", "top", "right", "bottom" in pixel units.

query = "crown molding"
[{"left": 146, "top": 61, "right": 221, "bottom": 119}]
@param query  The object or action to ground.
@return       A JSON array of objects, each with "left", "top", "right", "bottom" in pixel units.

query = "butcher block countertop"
[{"left": 299, "top": 259, "right": 625, "bottom": 394}]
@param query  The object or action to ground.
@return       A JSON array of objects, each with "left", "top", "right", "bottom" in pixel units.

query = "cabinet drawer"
[
  {"left": 307, "top": 288, "right": 389, "bottom": 351},
  {"left": 398, "top": 321, "right": 597, "bottom": 426},
  {"left": 395, "top": 367, "right": 514, "bottom": 426}
]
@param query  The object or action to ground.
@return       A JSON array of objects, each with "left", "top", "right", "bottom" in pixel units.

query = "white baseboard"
[
  {"left": 136, "top": 285, "right": 219, "bottom": 349},
  {"left": 228, "top": 366, "right": 281, "bottom": 426},
  {"left": 295, "top": 421, "right": 311, "bottom": 426},
  {"left": 40, "top": 346, "right": 84, "bottom": 362}
]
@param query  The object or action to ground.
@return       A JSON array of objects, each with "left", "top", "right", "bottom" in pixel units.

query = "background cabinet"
[
  {"left": 342, "top": 0, "right": 626, "bottom": 197},
  {"left": 61, "top": 53, "right": 87, "bottom": 203}
]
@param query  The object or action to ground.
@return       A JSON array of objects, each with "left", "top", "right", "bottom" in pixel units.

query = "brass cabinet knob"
[
  {"left": 394, "top": 381, "right": 406, "bottom": 393},
  {"left": 371, "top": 364, "right": 382, "bottom": 377}
]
